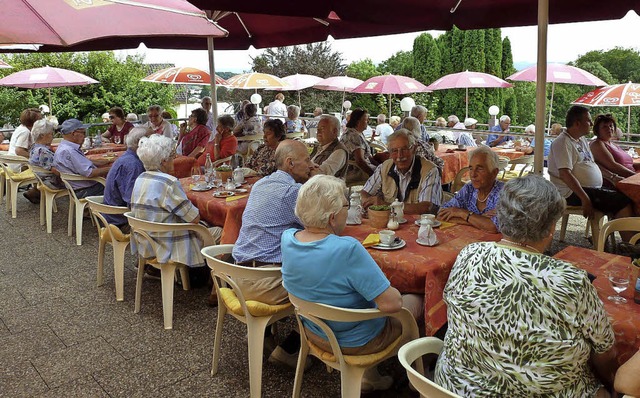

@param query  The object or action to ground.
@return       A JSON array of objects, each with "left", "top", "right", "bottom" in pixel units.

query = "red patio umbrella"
[
  {"left": 426, "top": 71, "right": 512, "bottom": 119},
  {"left": 0, "top": 65, "right": 98, "bottom": 111},
  {"left": 507, "top": 63, "right": 607, "bottom": 128},
  {"left": 352, "top": 75, "right": 429, "bottom": 116},
  {"left": 572, "top": 82, "right": 640, "bottom": 135},
  {"left": 142, "top": 66, "right": 227, "bottom": 117},
  {"left": 1, "top": 0, "right": 227, "bottom": 47}
]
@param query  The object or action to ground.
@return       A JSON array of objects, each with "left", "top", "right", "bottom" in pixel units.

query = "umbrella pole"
[
  {"left": 465, "top": 87, "right": 469, "bottom": 119},
  {"left": 628, "top": 106, "right": 632, "bottom": 138},
  {"left": 185, "top": 87, "right": 189, "bottom": 118},
  {"left": 547, "top": 82, "right": 555, "bottom": 130},
  {"left": 388, "top": 93, "right": 392, "bottom": 117},
  {"left": 48, "top": 88, "right": 52, "bottom": 114},
  {"left": 341, "top": 89, "right": 346, "bottom": 116},
  {"left": 207, "top": 34, "right": 218, "bottom": 122},
  {"left": 533, "top": 0, "right": 549, "bottom": 174},
  {"left": 298, "top": 90, "right": 301, "bottom": 108}
]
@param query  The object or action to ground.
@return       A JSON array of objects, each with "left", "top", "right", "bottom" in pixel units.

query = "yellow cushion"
[
  {"left": 9, "top": 169, "right": 34, "bottom": 181},
  {"left": 218, "top": 287, "right": 291, "bottom": 317},
  {"left": 307, "top": 335, "right": 403, "bottom": 367}
]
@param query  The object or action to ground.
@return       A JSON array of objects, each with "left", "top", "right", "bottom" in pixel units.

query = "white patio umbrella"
[
  {"left": 313, "top": 76, "right": 363, "bottom": 116},
  {"left": 269, "top": 74, "right": 323, "bottom": 107},
  {"left": 0, "top": 65, "right": 98, "bottom": 111}
]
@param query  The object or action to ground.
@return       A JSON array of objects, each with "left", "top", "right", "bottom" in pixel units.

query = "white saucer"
[
  {"left": 192, "top": 184, "right": 214, "bottom": 192},
  {"left": 414, "top": 220, "right": 441, "bottom": 228},
  {"left": 234, "top": 188, "right": 248, "bottom": 193},
  {"left": 372, "top": 239, "right": 406, "bottom": 250},
  {"left": 416, "top": 239, "right": 439, "bottom": 247},
  {"left": 398, "top": 218, "right": 407, "bottom": 224}
]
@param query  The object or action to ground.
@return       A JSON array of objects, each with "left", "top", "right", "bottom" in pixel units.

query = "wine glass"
[
  {"left": 114, "top": 136, "right": 121, "bottom": 145},
  {"left": 607, "top": 268, "right": 630, "bottom": 304}
]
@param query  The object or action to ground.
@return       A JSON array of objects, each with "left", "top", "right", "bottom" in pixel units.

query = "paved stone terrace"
[{"left": 0, "top": 192, "right": 592, "bottom": 397}]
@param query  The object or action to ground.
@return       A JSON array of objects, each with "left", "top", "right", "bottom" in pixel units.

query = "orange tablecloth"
[
  {"left": 0, "top": 142, "right": 126, "bottom": 155},
  {"left": 180, "top": 176, "right": 256, "bottom": 244},
  {"left": 86, "top": 153, "right": 116, "bottom": 170},
  {"left": 553, "top": 246, "right": 639, "bottom": 365},
  {"left": 617, "top": 173, "right": 640, "bottom": 214},
  {"left": 344, "top": 215, "right": 502, "bottom": 335}
]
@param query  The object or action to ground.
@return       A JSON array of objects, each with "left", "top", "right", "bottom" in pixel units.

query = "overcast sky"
[{"left": 118, "top": 11, "right": 639, "bottom": 73}]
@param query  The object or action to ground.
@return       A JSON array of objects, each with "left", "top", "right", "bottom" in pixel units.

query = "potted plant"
[
  {"left": 215, "top": 165, "right": 233, "bottom": 182},
  {"left": 368, "top": 204, "right": 390, "bottom": 228}
]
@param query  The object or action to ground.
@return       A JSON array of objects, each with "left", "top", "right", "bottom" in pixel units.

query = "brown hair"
[
  {"left": 592, "top": 113, "right": 617, "bottom": 138},
  {"left": 109, "top": 106, "right": 125, "bottom": 120},
  {"left": 20, "top": 108, "right": 42, "bottom": 129}
]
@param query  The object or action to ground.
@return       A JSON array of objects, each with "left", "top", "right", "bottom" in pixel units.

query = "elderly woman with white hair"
[
  {"left": 28, "top": 119, "right": 62, "bottom": 197},
  {"left": 285, "top": 104, "right": 307, "bottom": 135},
  {"left": 130, "top": 134, "right": 220, "bottom": 285},
  {"left": 281, "top": 174, "right": 423, "bottom": 392},
  {"left": 438, "top": 146, "right": 503, "bottom": 233},
  {"left": 402, "top": 116, "right": 445, "bottom": 175},
  {"left": 436, "top": 175, "right": 617, "bottom": 397}
]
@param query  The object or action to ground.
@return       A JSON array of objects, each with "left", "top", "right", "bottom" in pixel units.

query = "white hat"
[{"left": 464, "top": 117, "right": 477, "bottom": 127}]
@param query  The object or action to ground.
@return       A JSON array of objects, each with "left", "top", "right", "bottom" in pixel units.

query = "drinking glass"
[
  {"left": 191, "top": 165, "right": 202, "bottom": 183},
  {"left": 607, "top": 268, "right": 630, "bottom": 304},
  {"left": 114, "top": 136, "right": 121, "bottom": 145}
]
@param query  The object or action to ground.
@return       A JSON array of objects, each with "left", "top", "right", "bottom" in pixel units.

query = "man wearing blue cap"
[{"left": 53, "top": 118, "right": 110, "bottom": 198}]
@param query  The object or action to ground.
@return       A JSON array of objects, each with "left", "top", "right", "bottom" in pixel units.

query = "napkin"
[
  {"left": 438, "top": 221, "right": 456, "bottom": 230},
  {"left": 362, "top": 234, "right": 380, "bottom": 247},
  {"left": 226, "top": 194, "right": 248, "bottom": 202},
  {"left": 418, "top": 223, "right": 438, "bottom": 245}
]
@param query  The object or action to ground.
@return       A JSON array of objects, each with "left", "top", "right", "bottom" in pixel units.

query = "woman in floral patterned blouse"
[
  {"left": 29, "top": 119, "right": 63, "bottom": 190},
  {"left": 436, "top": 175, "right": 617, "bottom": 397},
  {"left": 247, "top": 118, "right": 285, "bottom": 176}
]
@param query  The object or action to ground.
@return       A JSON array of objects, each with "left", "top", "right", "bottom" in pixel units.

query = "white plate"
[
  {"left": 234, "top": 188, "right": 248, "bottom": 193},
  {"left": 213, "top": 191, "right": 235, "bottom": 198},
  {"left": 192, "top": 184, "right": 214, "bottom": 192},
  {"left": 416, "top": 239, "right": 439, "bottom": 247},
  {"left": 414, "top": 220, "right": 441, "bottom": 228},
  {"left": 398, "top": 218, "right": 407, "bottom": 224},
  {"left": 371, "top": 239, "right": 406, "bottom": 250}
]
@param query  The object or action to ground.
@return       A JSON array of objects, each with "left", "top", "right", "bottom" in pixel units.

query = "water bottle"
[
  {"left": 204, "top": 154, "right": 214, "bottom": 184},
  {"left": 93, "top": 133, "right": 102, "bottom": 147},
  {"left": 632, "top": 258, "right": 640, "bottom": 304}
]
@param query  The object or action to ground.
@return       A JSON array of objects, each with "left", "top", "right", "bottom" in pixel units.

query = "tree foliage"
[
  {"left": 413, "top": 33, "right": 441, "bottom": 85},
  {"left": 379, "top": 51, "right": 413, "bottom": 77},
  {"left": 0, "top": 52, "right": 177, "bottom": 126}
]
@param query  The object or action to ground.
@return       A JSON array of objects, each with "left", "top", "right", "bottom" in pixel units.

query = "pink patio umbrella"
[
  {"left": 275, "top": 74, "right": 323, "bottom": 107},
  {"left": 142, "top": 66, "right": 227, "bottom": 117},
  {"left": 572, "top": 82, "right": 640, "bottom": 137},
  {"left": 313, "top": 76, "right": 364, "bottom": 115},
  {"left": 426, "top": 70, "right": 512, "bottom": 119},
  {"left": 0, "top": 65, "right": 98, "bottom": 111},
  {"left": 1, "top": 0, "right": 227, "bottom": 47},
  {"left": 352, "top": 74, "right": 429, "bottom": 117},
  {"left": 0, "top": 60, "right": 12, "bottom": 69},
  {"left": 507, "top": 63, "right": 607, "bottom": 128}
]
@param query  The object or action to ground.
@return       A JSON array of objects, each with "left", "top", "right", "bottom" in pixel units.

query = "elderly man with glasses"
[{"left": 361, "top": 129, "right": 442, "bottom": 215}]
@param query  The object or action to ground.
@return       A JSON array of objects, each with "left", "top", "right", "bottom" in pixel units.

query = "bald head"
[{"left": 276, "top": 139, "right": 312, "bottom": 183}]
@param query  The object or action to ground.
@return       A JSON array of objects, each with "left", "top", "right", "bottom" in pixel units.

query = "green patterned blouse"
[{"left": 435, "top": 242, "right": 614, "bottom": 397}]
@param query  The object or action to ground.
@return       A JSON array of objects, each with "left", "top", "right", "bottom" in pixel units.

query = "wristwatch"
[{"left": 466, "top": 211, "right": 473, "bottom": 222}]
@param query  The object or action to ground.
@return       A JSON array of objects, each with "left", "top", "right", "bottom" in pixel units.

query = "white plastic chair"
[
  {"left": 201, "top": 245, "right": 293, "bottom": 398},
  {"left": 59, "top": 173, "right": 106, "bottom": 245},
  {"left": 559, "top": 206, "right": 605, "bottom": 249},
  {"left": 125, "top": 212, "right": 216, "bottom": 329},
  {"left": 85, "top": 196, "right": 130, "bottom": 301},
  {"left": 288, "top": 293, "right": 422, "bottom": 398},
  {"left": 597, "top": 217, "right": 640, "bottom": 252},
  {"left": 398, "top": 337, "right": 462, "bottom": 398},
  {"left": 27, "top": 164, "right": 68, "bottom": 233},
  {"left": 0, "top": 154, "right": 38, "bottom": 218}
]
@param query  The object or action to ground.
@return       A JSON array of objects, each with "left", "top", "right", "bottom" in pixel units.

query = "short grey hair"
[
  {"left": 287, "top": 104, "right": 300, "bottom": 119},
  {"left": 295, "top": 174, "right": 346, "bottom": 228},
  {"left": 387, "top": 129, "right": 415, "bottom": 148},
  {"left": 31, "top": 119, "right": 55, "bottom": 141},
  {"left": 410, "top": 105, "right": 427, "bottom": 119},
  {"left": 319, "top": 114, "right": 340, "bottom": 134},
  {"left": 448, "top": 115, "right": 459, "bottom": 124},
  {"left": 468, "top": 146, "right": 499, "bottom": 171},
  {"left": 498, "top": 175, "right": 565, "bottom": 242},
  {"left": 499, "top": 115, "right": 511, "bottom": 123},
  {"left": 402, "top": 117, "right": 422, "bottom": 140},
  {"left": 125, "top": 126, "right": 150, "bottom": 149},
  {"left": 126, "top": 113, "right": 138, "bottom": 122},
  {"left": 524, "top": 124, "right": 535, "bottom": 134},
  {"left": 147, "top": 105, "right": 162, "bottom": 113},
  {"left": 377, "top": 114, "right": 386, "bottom": 124},
  {"left": 137, "top": 134, "right": 174, "bottom": 171}
]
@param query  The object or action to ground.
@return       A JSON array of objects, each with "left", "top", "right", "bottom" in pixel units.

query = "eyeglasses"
[{"left": 389, "top": 146, "right": 412, "bottom": 155}]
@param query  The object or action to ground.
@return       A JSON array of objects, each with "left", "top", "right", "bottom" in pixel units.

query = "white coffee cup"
[
  {"left": 420, "top": 214, "right": 436, "bottom": 225},
  {"left": 458, "top": 144, "right": 466, "bottom": 150},
  {"left": 378, "top": 230, "right": 396, "bottom": 245}
]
